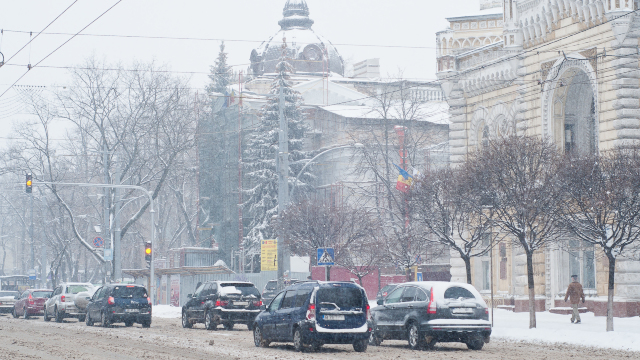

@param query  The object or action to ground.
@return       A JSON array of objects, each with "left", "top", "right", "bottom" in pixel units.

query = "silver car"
[
  {"left": 44, "top": 283, "right": 94, "bottom": 322},
  {"left": 0, "top": 291, "right": 20, "bottom": 314}
]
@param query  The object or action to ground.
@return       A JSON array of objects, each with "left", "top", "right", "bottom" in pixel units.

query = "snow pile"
[
  {"left": 491, "top": 309, "right": 640, "bottom": 352},
  {"left": 152, "top": 305, "right": 182, "bottom": 319}
]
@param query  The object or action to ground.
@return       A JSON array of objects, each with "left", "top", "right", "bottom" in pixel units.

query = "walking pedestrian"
[{"left": 564, "top": 275, "right": 585, "bottom": 324}]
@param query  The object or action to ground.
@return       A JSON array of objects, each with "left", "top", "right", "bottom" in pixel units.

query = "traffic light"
[
  {"left": 144, "top": 242, "right": 152, "bottom": 263},
  {"left": 25, "top": 174, "right": 32, "bottom": 194}
]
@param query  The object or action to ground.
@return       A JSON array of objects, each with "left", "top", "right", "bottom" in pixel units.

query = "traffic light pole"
[{"left": 33, "top": 181, "right": 156, "bottom": 305}]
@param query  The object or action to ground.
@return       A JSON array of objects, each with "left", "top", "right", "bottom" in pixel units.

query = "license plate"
[
  {"left": 323, "top": 315, "right": 345, "bottom": 321},
  {"left": 234, "top": 302, "right": 248, "bottom": 306},
  {"left": 125, "top": 309, "right": 139, "bottom": 313},
  {"left": 452, "top": 308, "right": 474, "bottom": 314}
]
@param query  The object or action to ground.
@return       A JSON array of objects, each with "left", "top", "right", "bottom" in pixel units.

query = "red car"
[{"left": 13, "top": 289, "right": 53, "bottom": 319}]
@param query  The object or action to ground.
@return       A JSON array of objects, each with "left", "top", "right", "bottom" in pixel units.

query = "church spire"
[{"left": 278, "top": 0, "right": 314, "bottom": 30}]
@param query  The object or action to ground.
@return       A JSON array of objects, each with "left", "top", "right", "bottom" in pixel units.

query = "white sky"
[{"left": 0, "top": 0, "right": 484, "bottom": 136}]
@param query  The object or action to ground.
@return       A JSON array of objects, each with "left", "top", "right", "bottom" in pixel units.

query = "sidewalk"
[{"left": 491, "top": 308, "right": 640, "bottom": 352}]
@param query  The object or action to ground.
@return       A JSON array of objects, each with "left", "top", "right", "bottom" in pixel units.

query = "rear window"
[
  {"left": 0, "top": 291, "right": 19, "bottom": 297},
  {"left": 380, "top": 285, "right": 395, "bottom": 293},
  {"left": 444, "top": 287, "right": 476, "bottom": 300},
  {"left": 66, "top": 286, "right": 90, "bottom": 294},
  {"left": 265, "top": 281, "right": 278, "bottom": 290},
  {"left": 220, "top": 283, "right": 260, "bottom": 297},
  {"left": 317, "top": 286, "right": 364, "bottom": 310},
  {"left": 112, "top": 286, "right": 148, "bottom": 298},
  {"left": 32, "top": 291, "right": 52, "bottom": 298}
]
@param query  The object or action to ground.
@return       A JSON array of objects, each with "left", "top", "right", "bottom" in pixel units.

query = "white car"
[
  {"left": 0, "top": 291, "right": 20, "bottom": 314},
  {"left": 44, "top": 283, "right": 94, "bottom": 322}
]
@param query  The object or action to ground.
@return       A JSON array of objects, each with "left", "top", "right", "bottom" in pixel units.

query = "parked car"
[
  {"left": 182, "top": 281, "right": 262, "bottom": 330},
  {"left": 369, "top": 281, "right": 491, "bottom": 351},
  {"left": 44, "top": 282, "right": 94, "bottom": 322},
  {"left": 0, "top": 291, "right": 20, "bottom": 314},
  {"left": 376, "top": 284, "right": 399, "bottom": 302},
  {"left": 261, "top": 280, "right": 279, "bottom": 305},
  {"left": 85, "top": 284, "right": 152, "bottom": 328},
  {"left": 252, "top": 281, "right": 371, "bottom": 353},
  {"left": 12, "top": 289, "right": 52, "bottom": 318},
  {"left": 74, "top": 287, "right": 99, "bottom": 313}
]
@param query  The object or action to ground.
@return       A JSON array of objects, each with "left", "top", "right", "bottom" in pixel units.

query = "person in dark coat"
[{"left": 564, "top": 275, "right": 586, "bottom": 324}]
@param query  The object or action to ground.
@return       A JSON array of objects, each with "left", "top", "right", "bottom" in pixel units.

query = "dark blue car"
[
  {"left": 252, "top": 281, "right": 371, "bottom": 352},
  {"left": 85, "top": 284, "right": 152, "bottom": 328}
]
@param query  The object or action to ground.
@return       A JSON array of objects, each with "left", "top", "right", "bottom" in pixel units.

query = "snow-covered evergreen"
[
  {"left": 207, "top": 41, "right": 233, "bottom": 95},
  {"left": 242, "top": 51, "right": 311, "bottom": 249}
]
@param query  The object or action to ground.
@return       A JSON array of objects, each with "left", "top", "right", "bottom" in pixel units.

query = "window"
[
  {"left": 280, "top": 290, "right": 297, "bottom": 309},
  {"left": 444, "top": 287, "right": 476, "bottom": 300},
  {"left": 193, "top": 283, "right": 205, "bottom": 298},
  {"left": 32, "top": 291, "right": 52, "bottom": 299},
  {"left": 219, "top": 283, "right": 260, "bottom": 297},
  {"left": 415, "top": 289, "right": 428, "bottom": 302},
  {"left": 66, "top": 285, "right": 90, "bottom": 295},
  {"left": 93, "top": 287, "right": 104, "bottom": 300},
  {"left": 295, "top": 289, "right": 312, "bottom": 308},
  {"left": 385, "top": 287, "right": 404, "bottom": 304},
  {"left": 268, "top": 292, "right": 285, "bottom": 312},
  {"left": 112, "top": 286, "right": 148, "bottom": 299},
  {"left": 316, "top": 287, "right": 364, "bottom": 309},
  {"left": 401, "top": 287, "right": 418, "bottom": 302},
  {"left": 482, "top": 261, "right": 491, "bottom": 291}
]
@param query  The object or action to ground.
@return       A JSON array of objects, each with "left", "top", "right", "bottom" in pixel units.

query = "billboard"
[{"left": 261, "top": 240, "right": 278, "bottom": 271}]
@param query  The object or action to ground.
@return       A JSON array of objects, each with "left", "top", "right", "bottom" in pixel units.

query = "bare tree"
[
  {"left": 470, "top": 135, "right": 564, "bottom": 329},
  {"left": 411, "top": 166, "right": 497, "bottom": 284},
  {"left": 557, "top": 148, "right": 640, "bottom": 332}
]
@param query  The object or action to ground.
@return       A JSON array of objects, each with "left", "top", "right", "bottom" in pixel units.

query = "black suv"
[
  {"left": 182, "top": 281, "right": 261, "bottom": 330},
  {"left": 369, "top": 281, "right": 490, "bottom": 350},
  {"left": 85, "top": 284, "right": 151, "bottom": 328},
  {"left": 252, "top": 281, "right": 371, "bottom": 353}
]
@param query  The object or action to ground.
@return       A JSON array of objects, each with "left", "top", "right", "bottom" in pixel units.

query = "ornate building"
[{"left": 437, "top": 0, "right": 640, "bottom": 316}]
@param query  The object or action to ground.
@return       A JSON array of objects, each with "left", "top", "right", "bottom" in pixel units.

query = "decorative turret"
[{"left": 278, "top": 0, "right": 315, "bottom": 30}]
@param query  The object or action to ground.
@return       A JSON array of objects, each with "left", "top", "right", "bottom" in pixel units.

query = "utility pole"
[
  {"left": 30, "top": 191, "right": 34, "bottom": 279},
  {"left": 276, "top": 38, "right": 289, "bottom": 289},
  {"left": 102, "top": 142, "right": 110, "bottom": 284},
  {"left": 41, "top": 196, "right": 48, "bottom": 288},
  {"left": 114, "top": 165, "right": 122, "bottom": 281}
]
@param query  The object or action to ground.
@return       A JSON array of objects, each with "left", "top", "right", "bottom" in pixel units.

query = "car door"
[
  {"left": 274, "top": 290, "right": 297, "bottom": 341},
  {"left": 15, "top": 292, "right": 26, "bottom": 315},
  {"left": 89, "top": 287, "right": 103, "bottom": 319},
  {"left": 395, "top": 286, "right": 419, "bottom": 330},
  {"left": 185, "top": 283, "right": 205, "bottom": 320},
  {"left": 47, "top": 287, "right": 60, "bottom": 314},
  {"left": 376, "top": 286, "right": 404, "bottom": 338},
  {"left": 262, "top": 291, "right": 285, "bottom": 339}
]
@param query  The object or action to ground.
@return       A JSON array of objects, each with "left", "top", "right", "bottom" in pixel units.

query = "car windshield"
[
  {"left": 220, "top": 283, "right": 260, "bottom": 297},
  {"left": 112, "top": 286, "right": 148, "bottom": 298},
  {"left": 317, "top": 287, "right": 363, "bottom": 310},
  {"left": 265, "top": 281, "right": 277, "bottom": 290},
  {"left": 0, "top": 291, "right": 19, "bottom": 297},
  {"left": 66, "top": 285, "right": 90, "bottom": 294},
  {"left": 32, "top": 291, "right": 52, "bottom": 298}
]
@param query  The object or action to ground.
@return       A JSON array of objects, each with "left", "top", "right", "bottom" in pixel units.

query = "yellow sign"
[{"left": 261, "top": 240, "right": 278, "bottom": 271}]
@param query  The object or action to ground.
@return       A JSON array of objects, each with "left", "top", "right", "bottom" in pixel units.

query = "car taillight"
[
  {"left": 147, "top": 297, "right": 152, "bottom": 305},
  {"left": 28, "top": 294, "right": 34, "bottom": 305},
  {"left": 485, "top": 308, "right": 489, "bottom": 314},
  {"left": 427, "top": 288, "right": 436, "bottom": 314},
  {"left": 306, "top": 303, "right": 316, "bottom": 320},
  {"left": 61, "top": 295, "right": 65, "bottom": 303},
  {"left": 215, "top": 300, "right": 229, "bottom": 307},
  {"left": 366, "top": 304, "right": 371, "bottom": 320},
  {"left": 253, "top": 300, "right": 262, "bottom": 307},
  {"left": 382, "top": 292, "right": 387, "bottom": 297},
  {"left": 107, "top": 296, "right": 115, "bottom": 305}
]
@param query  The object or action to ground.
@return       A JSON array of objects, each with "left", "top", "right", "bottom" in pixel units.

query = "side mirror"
[
  {"left": 377, "top": 299, "right": 384, "bottom": 306},
  {"left": 260, "top": 304, "right": 266, "bottom": 311},
  {"left": 187, "top": 294, "right": 192, "bottom": 299},
  {"left": 15, "top": 295, "right": 20, "bottom": 300}
]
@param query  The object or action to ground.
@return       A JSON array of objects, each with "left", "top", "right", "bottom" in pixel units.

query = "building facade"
[{"left": 437, "top": 0, "right": 640, "bottom": 316}]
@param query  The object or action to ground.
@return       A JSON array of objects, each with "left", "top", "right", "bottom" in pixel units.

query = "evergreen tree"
[
  {"left": 207, "top": 41, "right": 233, "bottom": 94},
  {"left": 242, "top": 51, "right": 312, "bottom": 249}
]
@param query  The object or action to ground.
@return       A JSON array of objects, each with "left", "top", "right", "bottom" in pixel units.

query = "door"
[
  {"left": 15, "top": 292, "right": 26, "bottom": 315},
  {"left": 47, "top": 287, "right": 61, "bottom": 314},
  {"left": 274, "top": 290, "right": 297, "bottom": 341},
  {"left": 185, "top": 283, "right": 205, "bottom": 320},
  {"left": 262, "top": 291, "right": 285, "bottom": 339},
  {"left": 89, "top": 287, "right": 104, "bottom": 319},
  {"left": 394, "top": 286, "right": 419, "bottom": 332},
  {"left": 375, "top": 286, "right": 404, "bottom": 339}
]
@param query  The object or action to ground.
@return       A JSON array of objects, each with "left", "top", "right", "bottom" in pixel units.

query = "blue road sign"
[
  {"left": 417, "top": 272, "right": 423, "bottom": 281},
  {"left": 93, "top": 237, "right": 104, "bottom": 248},
  {"left": 317, "top": 248, "right": 335, "bottom": 266}
]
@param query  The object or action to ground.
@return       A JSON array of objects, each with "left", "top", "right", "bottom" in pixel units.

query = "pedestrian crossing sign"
[{"left": 317, "top": 248, "right": 335, "bottom": 266}]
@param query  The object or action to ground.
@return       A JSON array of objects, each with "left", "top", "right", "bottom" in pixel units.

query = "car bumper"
[
  {"left": 26, "top": 306, "right": 45, "bottom": 315},
  {"left": 421, "top": 324, "right": 492, "bottom": 342},
  {"left": 0, "top": 305, "right": 15, "bottom": 313},
  {"left": 215, "top": 308, "right": 260, "bottom": 323},
  {"left": 107, "top": 312, "right": 152, "bottom": 323},
  {"left": 301, "top": 321, "right": 371, "bottom": 344}
]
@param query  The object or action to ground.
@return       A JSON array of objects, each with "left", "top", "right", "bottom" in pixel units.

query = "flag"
[{"left": 394, "top": 163, "right": 413, "bottom": 193}]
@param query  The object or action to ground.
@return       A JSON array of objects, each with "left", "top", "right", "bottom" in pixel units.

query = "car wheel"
[
  {"left": 12, "top": 307, "right": 18, "bottom": 318},
  {"left": 124, "top": 320, "right": 134, "bottom": 327},
  {"left": 293, "top": 327, "right": 305, "bottom": 352},
  {"left": 101, "top": 312, "right": 110, "bottom": 328},
  {"left": 223, "top": 321, "right": 234, "bottom": 331},
  {"left": 85, "top": 312, "right": 94, "bottom": 326},
  {"left": 466, "top": 338, "right": 484, "bottom": 351},
  {"left": 23, "top": 308, "right": 29, "bottom": 319},
  {"left": 181, "top": 311, "right": 192, "bottom": 328},
  {"left": 141, "top": 320, "right": 151, "bottom": 328},
  {"left": 205, "top": 311, "right": 217, "bottom": 330},
  {"left": 407, "top": 322, "right": 424, "bottom": 350},
  {"left": 368, "top": 328, "right": 382, "bottom": 346},
  {"left": 55, "top": 307, "right": 63, "bottom": 323},
  {"left": 353, "top": 339, "right": 368, "bottom": 352},
  {"left": 78, "top": 315, "right": 86, "bottom": 323},
  {"left": 44, "top": 308, "right": 51, "bottom": 322},
  {"left": 253, "top": 325, "right": 270, "bottom": 348}
]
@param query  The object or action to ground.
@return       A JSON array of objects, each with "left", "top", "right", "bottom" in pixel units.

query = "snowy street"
[{"left": 1, "top": 308, "right": 639, "bottom": 360}]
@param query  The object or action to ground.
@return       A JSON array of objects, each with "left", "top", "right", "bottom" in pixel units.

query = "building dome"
[{"left": 250, "top": 0, "right": 344, "bottom": 77}]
